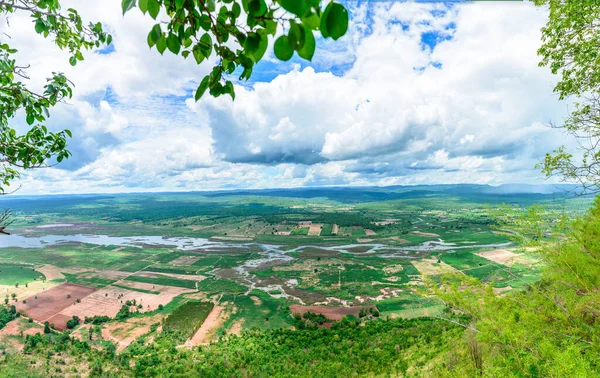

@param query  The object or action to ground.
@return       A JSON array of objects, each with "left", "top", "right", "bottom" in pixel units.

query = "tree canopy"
[
  {"left": 122, "top": 0, "right": 348, "bottom": 100},
  {"left": 536, "top": 0, "right": 600, "bottom": 192},
  {"left": 0, "top": 0, "right": 110, "bottom": 193}
]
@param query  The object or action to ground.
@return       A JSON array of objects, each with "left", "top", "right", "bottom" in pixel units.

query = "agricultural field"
[{"left": 0, "top": 185, "right": 591, "bottom": 351}]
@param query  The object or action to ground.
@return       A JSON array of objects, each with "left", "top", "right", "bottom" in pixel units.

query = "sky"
[{"left": 1, "top": 0, "right": 575, "bottom": 195}]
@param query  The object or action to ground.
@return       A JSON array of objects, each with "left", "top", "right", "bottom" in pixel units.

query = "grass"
[
  {"left": 0, "top": 263, "right": 42, "bottom": 285},
  {"left": 118, "top": 261, "right": 153, "bottom": 272},
  {"left": 290, "top": 228, "right": 309, "bottom": 236},
  {"left": 376, "top": 293, "right": 441, "bottom": 314},
  {"left": 163, "top": 301, "right": 214, "bottom": 341},
  {"left": 143, "top": 266, "right": 199, "bottom": 275},
  {"left": 351, "top": 228, "right": 366, "bottom": 237},
  {"left": 62, "top": 273, "right": 117, "bottom": 288},
  {"left": 125, "top": 275, "right": 197, "bottom": 289},
  {"left": 319, "top": 224, "right": 334, "bottom": 236},
  {"left": 223, "top": 290, "right": 293, "bottom": 331},
  {"left": 196, "top": 279, "right": 246, "bottom": 295}
]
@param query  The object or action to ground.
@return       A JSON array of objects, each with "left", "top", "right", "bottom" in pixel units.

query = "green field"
[
  {"left": 0, "top": 185, "right": 589, "bottom": 350},
  {"left": 0, "top": 264, "right": 43, "bottom": 285},
  {"left": 163, "top": 301, "right": 214, "bottom": 340}
]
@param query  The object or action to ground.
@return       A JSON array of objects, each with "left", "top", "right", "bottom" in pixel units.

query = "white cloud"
[{"left": 2, "top": 1, "right": 575, "bottom": 194}]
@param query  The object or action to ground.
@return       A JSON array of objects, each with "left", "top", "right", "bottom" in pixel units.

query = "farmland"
[{"left": 0, "top": 185, "right": 591, "bottom": 354}]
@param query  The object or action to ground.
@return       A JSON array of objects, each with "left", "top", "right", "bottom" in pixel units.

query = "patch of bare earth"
[
  {"left": 250, "top": 296, "right": 262, "bottom": 305},
  {"left": 365, "top": 229, "right": 376, "bottom": 236},
  {"left": 0, "top": 318, "right": 43, "bottom": 338},
  {"left": 331, "top": 224, "right": 339, "bottom": 235},
  {"left": 387, "top": 236, "right": 410, "bottom": 244},
  {"left": 189, "top": 305, "right": 227, "bottom": 345},
  {"left": 493, "top": 286, "right": 512, "bottom": 295},
  {"left": 228, "top": 319, "right": 244, "bottom": 335},
  {"left": 65, "top": 282, "right": 195, "bottom": 318},
  {"left": 356, "top": 238, "right": 373, "bottom": 243},
  {"left": 36, "top": 264, "right": 65, "bottom": 281},
  {"left": 411, "top": 258, "right": 458, "bottom": 276},
  {"left": 383, "top": 264, "right": 404, "bottom": 274},
  {"left": 308, "top": 224, "right": 323, "bottom": 236},
  {"left": 0, "top": 279, "right": 60, "bottom": 302},
  {"left": 102, "top": 314, "right": 164, "bottom": 351},
  {"left": 477, "top": 249, "right": 519, "bottom": 266},
  {"left": 411, "top": 231, "right": 440, "bottom": 238},
  {"left": 16, "top": 283, "right": 97, "bottom": 327},
  {"left": 275, "top": 231, "right": 291, "bottom": 236}
]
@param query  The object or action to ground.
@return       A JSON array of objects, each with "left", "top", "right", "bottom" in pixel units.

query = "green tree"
[
  {"left": 434, "top": 198, "right": 600, "bottom": 376},
  {"left": 122, "top": 0, "right": 348, "bottom": 100},
  {"left": 0, "top": 1, "right": 110, "bottom": 193},
  {"left": 535, "top": 1, "right": 600, "bottom": 192}
]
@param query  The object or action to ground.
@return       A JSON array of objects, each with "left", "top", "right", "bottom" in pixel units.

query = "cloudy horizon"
[{"left": 2, "top": 0, "right": 575, "bottom": 195}]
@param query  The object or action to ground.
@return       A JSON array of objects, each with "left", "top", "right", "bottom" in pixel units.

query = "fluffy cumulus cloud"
[{"left": 1, "top": 1, "right": 574, "bottom": 194}]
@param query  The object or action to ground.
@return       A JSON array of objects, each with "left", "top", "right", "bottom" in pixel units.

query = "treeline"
[{"left": 0, "top": 316, "right": 466, "bottom": 377}]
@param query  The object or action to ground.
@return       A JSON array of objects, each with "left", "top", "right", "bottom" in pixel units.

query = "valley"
[{"left": 0, "top": 185, "right": 584, "bottom": 353}]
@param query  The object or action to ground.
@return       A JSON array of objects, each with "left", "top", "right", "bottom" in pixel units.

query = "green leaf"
[
  {"left": 195, "top": 76, "right": 210, "bottom": 101},
  {"left": 175, "top": 0, "right": 185, "bottom": 10},
  {"left": 232, "top": 3, "right": 241, "bottom": 18},
  {"left": 225, "top": 80, "right": 235, "bottom": 100},
  {"left": 147, "top": 24, "right": 162, "bottom": 47},
  {"left": 302, "top": 13, "right": 320, "bottom": 30},
  {"left": 193, "top": 46, "right": 205, "bottom": 64},
  {"left": 121, "top": 0, "right": 136, "bottom": 15},
  {"left": 138, "top": 0, "right": 148, "bottom": 13},
  {"left": 274, "top": 36, "right": 294, "bottom": 61},
  {"left": 244, "top": 32, "right": 261, "bottom": 55},
  {"left": 64, "top": 129, "right": 72, "bottom": 138},
  {"left": 148, "top": 0, "right": 160, "bottom": 19},
  {"left": 320, "top": 2, "right": 332, "bottom": 38},
  {"left": 199, "top": 33, "right": 212, "bottom": 56},
  {"left": 206, "top": 0, "right": 216, "bottom": 12},
  {"left": 167, "top": 34, "right": 181, "bottom": 55},
  {"left": 69, "top": 56, "right": 77, "bottom": 66},
  {"left": 253, "top": 34, "right": 268, "bottom": 62},
  {"left": 288, "top": 22, "right": 302, "bottom": 50},
  {"left": 298, "top": 27, "right": 315, "bottom": 60},
  {"left": 156, "top": 35, "right": 167, "bottom": 54},
  {"left": 326, "top": 3, "right": 348, "bottom": 40},
  {"left": 34, "top": 20, "right": 45, "bottom": 34},
  {"left": 279, "top": 0, "right": 309, "bottom": 17},
  {"left": 26, "top": 114, "right": 34, "bottom": 126}
]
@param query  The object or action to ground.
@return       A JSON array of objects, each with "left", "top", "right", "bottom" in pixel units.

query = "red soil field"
[
  {"left": 16, "top": 283, "right": 97, "bottom": 323},
  {"left": 289, "top": 304, "right": 376, "bottom": 321},
  {"left": 46, "top": 314, "right": 73, "bottom": 330}
]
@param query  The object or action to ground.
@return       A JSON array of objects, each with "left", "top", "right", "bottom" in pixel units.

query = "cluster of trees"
[
  {"left": 0, "top": 305, "right": 17, "bottom": 329},
  {"left": 0, "top": 315, "right": 465, "bottom": 376},
  {"left": 84, "top": 315, "right": 111, "bottom": 325},
  {"left": 65, "top": 315, "right": 81, "bottom": 330}
]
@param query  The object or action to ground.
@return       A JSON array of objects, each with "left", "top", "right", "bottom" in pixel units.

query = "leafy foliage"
[
  {"left": 0, "top": 1, "right": 110, "bottom": 192},
  {"left": 162, "top": 300, "right": 213, "bottom": 340},
  {"left": 434, "top": 197, "right": 600, "bottom": 376},
  {"left": 0, "top": 315, "right": 464, "bottom": 377},
  {"left": 122, "top": 0, "right": 348, "bottom": 100},
  {"left": 535, "top": 1, "right": 600, "bottom": 192}
]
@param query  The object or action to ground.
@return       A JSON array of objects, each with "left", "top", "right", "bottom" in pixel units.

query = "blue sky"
[{"left": 1, "top": 0, "right": 571, "bottom": 195}]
